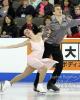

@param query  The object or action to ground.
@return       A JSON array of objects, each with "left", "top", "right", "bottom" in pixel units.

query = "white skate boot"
[
  {"left": 37, "top": 83, "right": 46, "bottom": 94},
  {"left": 2, "top": 80, "right": 11, "bottom": 91}
]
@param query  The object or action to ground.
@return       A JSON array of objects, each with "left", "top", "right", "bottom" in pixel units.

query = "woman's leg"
[
  {"left": 36, "top": 67, "right": 47, "bottom": 93},
  {"left": 38, "top": 67, "right": 47, "bottom": 83},
  {"left": 10, "top": 66, "right": 35, "bottom": 85}
]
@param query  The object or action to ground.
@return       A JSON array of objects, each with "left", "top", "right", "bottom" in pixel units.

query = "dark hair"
[
  {"left": 53, "top": 4, "right": 62, "bottom": 12},
  {"left": 61, "top": 0, "right": 72, "bottom": 10},
  {"left": 74, "top": 4, "right": 80, "bottom": 9},
  {"left": 3, "top": 15, "right": 15, "bottom": 26},
  {"left": 32, "top": 27, "right": 42, "bottom": 35},
  {"left": 2, "top": 0, "right": 12, "bottom": 6},
  {"left": 43, "top": 15, "right": 51, "bottom": 25},
  {"left": 42, "top": 0, "right": 49, "bottom": 1}
]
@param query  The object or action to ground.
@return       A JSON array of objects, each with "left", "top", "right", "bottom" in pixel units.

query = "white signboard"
[
  {"left": 62, "top": 43, "right": 78, "bottom": 60},
  {"left": 0, "top": 38, "right": 27, "bottom": 73}
]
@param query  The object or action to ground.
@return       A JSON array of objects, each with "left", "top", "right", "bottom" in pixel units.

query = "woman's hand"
[
  {"left": 0, "top": 46, "right": 9, "bottom": 49},
  {"left": 0, "top": 39, "right": 29, "bottom": 49}
]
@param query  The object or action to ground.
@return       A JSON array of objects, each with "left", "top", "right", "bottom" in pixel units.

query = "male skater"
[{"left": 34, "top": 4, "right": 80, "bottom": 92}]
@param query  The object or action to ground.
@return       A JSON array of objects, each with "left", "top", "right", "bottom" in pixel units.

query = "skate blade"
[
  {"left": 46, "top": 90, "right": 60, "bottom": 95},
  {"left": 48, "top": 89, "right": 60, "bottom": 92},
  {"left": 35, "top": 91, "right": 46, "bottom": 95}
]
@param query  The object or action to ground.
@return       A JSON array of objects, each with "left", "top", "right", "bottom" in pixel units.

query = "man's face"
[
  {"left": 54, "top": 6, "right": 62, "bottom": 16},
  {"left": 75, "top": 6, "right": 80, "bottom": 15}
]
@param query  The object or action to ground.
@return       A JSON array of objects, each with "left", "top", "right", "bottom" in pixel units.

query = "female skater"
[{"left": 0, "top": 29, "right": 58, "bottom": 93}]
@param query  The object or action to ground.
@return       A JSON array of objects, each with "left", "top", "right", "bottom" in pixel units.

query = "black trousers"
[{"left": 34, "top": 42, "right": 63, "bottom": 88}]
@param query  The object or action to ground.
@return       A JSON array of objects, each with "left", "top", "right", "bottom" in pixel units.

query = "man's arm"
[{"left": 66, "top": 19, "right": 80, "bottom": 29}]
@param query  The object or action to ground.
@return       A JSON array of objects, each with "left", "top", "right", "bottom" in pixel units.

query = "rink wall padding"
[{"left": 0, "top": 73, "right": 80, "bottom": 83}]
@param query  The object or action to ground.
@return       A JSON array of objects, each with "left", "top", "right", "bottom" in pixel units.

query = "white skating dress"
[{"left": 27, "top": 39, "right": 58, "bottom": 71}]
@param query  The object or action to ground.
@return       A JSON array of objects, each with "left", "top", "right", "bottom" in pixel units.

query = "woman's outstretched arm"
[{"left": 0, "top": 39, "right": 29, "bottom": 49}]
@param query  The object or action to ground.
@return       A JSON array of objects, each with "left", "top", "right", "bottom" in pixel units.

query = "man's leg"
[
  {"left": 47, "top": 45, "right": 63, "bottom": 91},
  {"left": 34, "top": 72, "right": 40, "bottom": 91}
]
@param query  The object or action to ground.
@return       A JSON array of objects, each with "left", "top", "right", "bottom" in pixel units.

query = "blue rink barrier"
[{"left": 0, "top": 73, "right": 80, "bottom": 83}]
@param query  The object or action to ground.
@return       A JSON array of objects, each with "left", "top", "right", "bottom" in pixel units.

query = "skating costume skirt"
[{"left": 27, "top": 40, "right": 58, "bottom": 71}]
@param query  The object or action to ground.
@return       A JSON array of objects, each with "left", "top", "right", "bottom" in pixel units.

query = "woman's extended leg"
[
  {"left": 2, "top": 66, "right": 35, "bottom": 91},
  {"left": 10, "top": 66, "right": 35, "bottom": 85}
]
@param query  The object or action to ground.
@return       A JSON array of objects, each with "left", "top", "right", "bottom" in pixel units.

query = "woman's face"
[
  {"left": 24, "top": 29, "right": 34, "bottom": 38},
  {"left": 26, "top": 17, "right": 32, "bottom": 24},
  {"left": 2, "top": 0, "right": 9, "bottom": 6},
  {"left": 42, "top": 0, "right": 48, "bottom": 4},
  {"left": 23, "top": 0, "right": 28, "bottom": 5},
  {"left": 5, "top": 16, "right": 11, "bottom": 24},
  {"left": 64, "top": 1, "right": 69, "bottom": 6}
]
